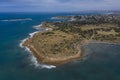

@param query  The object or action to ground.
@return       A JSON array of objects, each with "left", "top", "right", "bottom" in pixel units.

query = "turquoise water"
[{"left": 0, "top": 12, "right": 120, "bottom": 80}]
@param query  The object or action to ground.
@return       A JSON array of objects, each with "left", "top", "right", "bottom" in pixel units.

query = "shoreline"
[
  {"left": 89, "top": 40, "right": 120, "bottom": 45},
  {"left": 19, "top": 31, "right": 39, "bottom": 48},
  {"left": 20, "top": 14, "right": 120, "bottom": 67},
  {"left": 20, "top": 26, "right": 120, "bottom": 67},
  {"left": 19, "top": 27, "right": 56, "bottom": 69},
  {"left": 20, "top": 27, "right": 120, "bottom": 66}
]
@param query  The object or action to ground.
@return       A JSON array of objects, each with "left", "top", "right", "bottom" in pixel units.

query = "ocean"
[{"left": 0, "top": 12, "right": 120, "bottom": 80}]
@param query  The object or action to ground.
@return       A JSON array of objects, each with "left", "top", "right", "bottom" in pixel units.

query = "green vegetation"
[{"left": 41, "top": 14, "right": 120, "bottom": 43}]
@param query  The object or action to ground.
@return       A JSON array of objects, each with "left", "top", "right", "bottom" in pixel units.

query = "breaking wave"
[
  {"left": 19, "top": 25, "right": 56, "bottom": 69},
  {"left": 33, "top": 23, "right": 43, "bottom": 30},
  {"left": 0, "top": 18, "right": 32, "bottom": 22},
  {"left": 23, "top": 45, "right": 56, "bottom": 69},
  {"left": 30, "top": 53, "right": 56, "bottom": 69}
]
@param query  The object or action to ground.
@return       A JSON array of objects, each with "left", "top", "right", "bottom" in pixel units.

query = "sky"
[{"left": 0, "top": 0, "right": 120, "bottom": 12}]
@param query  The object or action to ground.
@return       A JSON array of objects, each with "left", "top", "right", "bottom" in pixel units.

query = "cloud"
[{"left": 0, "top": 0, "right": 120, "bottom": 12}]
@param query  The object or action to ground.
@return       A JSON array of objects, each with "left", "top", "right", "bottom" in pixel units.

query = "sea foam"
[
  {"left": 30, "top": 54, "right": 56, "bottom": 69},
  {"left": 33, "top": 24, "right": 43, "bottom": 28},
  {"left": 24, "top": 45, "right": 56, "bottom": 69},
  {"left": 29, "top": 31, "right": 39, "bottom": 38},
  {"left": 19, "top": 31, "right": 39, "bottom": 48},
  {"left": 33, "top": 23, "right": 44, "bottom": 30}
]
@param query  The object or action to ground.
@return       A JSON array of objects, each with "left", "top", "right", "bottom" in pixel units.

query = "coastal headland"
[{"left": 23, "top": 14, "right": 120, "bottom": 66}]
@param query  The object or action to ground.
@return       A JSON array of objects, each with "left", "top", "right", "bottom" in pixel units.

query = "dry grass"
[
  {"left": 81, "top": 24, "right": 117, "bottom": 31},
  {"left": 97, "top": 29, "right": 118, "bottom": 35},
  {"left": 31, "top": 30, "right": 80, "bottom": 58}
]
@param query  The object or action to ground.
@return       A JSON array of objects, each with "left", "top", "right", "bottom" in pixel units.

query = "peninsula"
[{"left": 23, "top": 14, "right": 120, "bottom": 66}]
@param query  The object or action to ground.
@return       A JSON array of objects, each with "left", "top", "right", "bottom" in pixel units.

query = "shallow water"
[{"left": 0, "top": 12, "right": 120, "bottom": 80}]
